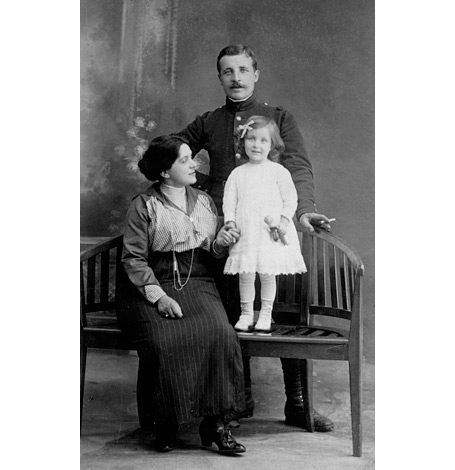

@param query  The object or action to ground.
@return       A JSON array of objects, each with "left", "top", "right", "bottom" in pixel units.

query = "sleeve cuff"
[
  {"left": 211, "top": 239, "right": 227, "bottom": 258},
  {"left": 296, "top": 204, "right": 318, "bottom": 221},
  {"left": 143, "top": 285, "right": 166, "bottom": 304},
  {"left": 281, "top": 211, "right": 294, "bottom": 222}
]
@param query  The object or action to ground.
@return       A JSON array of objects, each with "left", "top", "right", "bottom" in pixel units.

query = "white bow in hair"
[{"left": 238, "top": 120, "right": 255, "bottom": 138}]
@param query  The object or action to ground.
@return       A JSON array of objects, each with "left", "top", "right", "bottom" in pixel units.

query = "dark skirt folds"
[{"left": 116, "top": 249, "right": 245, "bottom": 426}]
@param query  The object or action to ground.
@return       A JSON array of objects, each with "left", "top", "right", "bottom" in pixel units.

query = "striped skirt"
[{"left": 116, "top": 249, "right": 245, "bottom": 426}]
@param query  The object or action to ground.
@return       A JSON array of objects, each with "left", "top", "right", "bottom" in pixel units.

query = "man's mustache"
[{"left": 231, "top": 82, "right": 243, "bottom": 88}]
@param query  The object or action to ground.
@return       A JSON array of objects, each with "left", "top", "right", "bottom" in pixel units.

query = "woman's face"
[{"left": 163, "top": 144, "right": 198, "bottom": 187}]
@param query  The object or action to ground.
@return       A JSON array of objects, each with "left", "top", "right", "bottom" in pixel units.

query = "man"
[{"left": 177, "top": 44, "right": 334, "bottom": 432}]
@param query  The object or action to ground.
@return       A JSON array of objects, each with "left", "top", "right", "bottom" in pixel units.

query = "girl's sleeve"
[
  {"left": 222, "top": 172, "right": 238, "bottom": 224},
  {"left": 122, "top": 196, "right": 166, "bottom": 303},
  {"left": 277, "top": 166, "right": 298, "bottom": 221}
]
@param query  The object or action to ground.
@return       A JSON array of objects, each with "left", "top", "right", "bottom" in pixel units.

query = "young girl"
[{"left": 223, "top": 115, "right": 307, "bottom": 332}]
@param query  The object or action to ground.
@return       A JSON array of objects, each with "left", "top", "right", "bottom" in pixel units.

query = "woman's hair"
[
  {"left": 138, "top": 134, "right": 190, "bottom": 181},
  {"left": 217, "top": 44, "right": 258, "bottom": 73},
  {"left": 239, "top": 115, "right": 285, "bottom": 162}
]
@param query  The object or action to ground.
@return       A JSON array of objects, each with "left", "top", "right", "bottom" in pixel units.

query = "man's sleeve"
[
  {"left": 175, "top": 115, "right": 212, "bottom": 192},
  {"left": 278, "top": 110, "right": 317, "bottom": 219}
]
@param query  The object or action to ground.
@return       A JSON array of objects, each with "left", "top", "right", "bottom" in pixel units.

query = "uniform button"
[
  {"left": 189, "top": 217, "right": 194, "bottom": 222},
  {"left": 236, "top": 116, "right": 242, "bottom": 121},
  {"left": 235, "top": 153, "right": 241, "bottom": 158}
]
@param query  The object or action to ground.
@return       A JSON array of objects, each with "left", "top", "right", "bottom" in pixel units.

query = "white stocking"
[
  {"left": 239, "top": 272, "right": 256, "bottom": 303},
  {"left": 259, "top": 273, "right": 276, "bottom": 302}
]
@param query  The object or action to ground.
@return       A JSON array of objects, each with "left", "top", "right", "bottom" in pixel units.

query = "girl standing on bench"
[{"left": 223, "top": 116, "right": 306, "bottom": 332}]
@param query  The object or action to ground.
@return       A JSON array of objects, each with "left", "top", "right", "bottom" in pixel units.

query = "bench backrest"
[
  {"left": 80, "top": 235, "right": 123, "bottom": 327},
  {"left": 80, "top": 225, "right": 364, "bottom": 337}
]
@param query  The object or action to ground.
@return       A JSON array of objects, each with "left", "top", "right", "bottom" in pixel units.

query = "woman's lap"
[{"left": 116, "top": 277, "right": 245, "bottom": 424}]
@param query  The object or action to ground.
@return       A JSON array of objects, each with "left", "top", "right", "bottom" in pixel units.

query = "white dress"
[{"left": 222, "top": 160, "right": 307, "bottom": 275}]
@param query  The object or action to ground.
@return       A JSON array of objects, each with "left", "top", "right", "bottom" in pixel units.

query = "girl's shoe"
[
  {"left": 199, "top": 418, "right": 246, "bottom": 454},
  {"left": 254, "top": 300, "right": 273, "bottom": 332},
  {"left": 234, "top": 302, "right": 254, "bottom": 332}
]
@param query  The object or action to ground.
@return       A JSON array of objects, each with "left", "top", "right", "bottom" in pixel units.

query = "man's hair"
[
  {"left": 217, "top": 44, "right": 258, "bottom": 73},
  {"left": 239, "top": 115, "right": 285, "bottom": 162},
  {"left": 138, "top": 134, "right": 189, "bottom": 181}
]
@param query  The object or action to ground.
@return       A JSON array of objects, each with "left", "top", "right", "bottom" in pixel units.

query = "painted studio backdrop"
[{"left": 80, "top": 0, "right": 374, "bottom": 361}]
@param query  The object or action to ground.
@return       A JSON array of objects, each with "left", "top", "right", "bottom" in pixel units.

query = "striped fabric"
[
  {"left": 146, "top": 191, "right": 218, "bottom": 253},
  {"left": 117, "top": 184, "right": 245, "bottom": 426},
  {"left": 121, "top": 184, "right": 220, "bottom": 304},
  {"left": 118, "top": 256, "right": 245, "bottom": 426}
]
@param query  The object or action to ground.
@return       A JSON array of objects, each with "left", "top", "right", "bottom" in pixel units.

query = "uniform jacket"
[{"left": 177, "top": 94, "right": 317, "bottom": 220}]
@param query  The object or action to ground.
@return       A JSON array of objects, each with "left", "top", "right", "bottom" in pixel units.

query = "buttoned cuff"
[
  {"left": 143, "top": 285, "right": 167, "bottom": 304},
  {"left": 296, "top": 203, "right": 318, "bottom": 222},
  {"left": 211, "top": 240, "right": 228, "bottom": 258}
]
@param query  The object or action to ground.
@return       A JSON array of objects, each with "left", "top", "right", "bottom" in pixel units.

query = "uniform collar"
[{"left": 225, "top": 93, "right": 257, "bottom": 112}]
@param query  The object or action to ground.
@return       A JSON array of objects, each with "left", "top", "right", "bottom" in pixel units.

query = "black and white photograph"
[
  {"left": 79, "top": 1, "right": 374, "bottom": 468},
  {"left": 5, "top": 0, "right": 455, "bottom": 469}
]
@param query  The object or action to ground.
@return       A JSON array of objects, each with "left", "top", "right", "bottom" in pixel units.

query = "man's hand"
[
  {"left": 156, "top": 295, "right": 183, "bottom": 319},
  {"left": 299, "top": 213, "right": 335, "bottom": 233},
  {"left": 216, "top": 221, "right": 241, "bottom": 247}
]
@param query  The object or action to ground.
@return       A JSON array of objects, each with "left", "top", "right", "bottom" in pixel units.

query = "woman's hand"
[
  {"left": 156, "top": 295, "right": 183, "bottom": 319},
  {"left": 216, "top": 222, "right": 241, "bottom": 248}
]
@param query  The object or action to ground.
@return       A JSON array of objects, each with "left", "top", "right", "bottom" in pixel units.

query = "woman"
[{"left": 116, "top": 134, "right": 246, "bottom": 454}]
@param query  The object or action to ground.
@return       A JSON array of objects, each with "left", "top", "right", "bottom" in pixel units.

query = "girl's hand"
[
  {"left": 277, "top": 215, "right": 290, "bottom": 237},
  {"left": 156, "top": 295, "right": 183, "bottom": 319},
  {"left": 264, "top": 215, "right": 289, "bottom": 244},
  {"left": 216, "top": 222, "right": 241, "bottom": 247}
]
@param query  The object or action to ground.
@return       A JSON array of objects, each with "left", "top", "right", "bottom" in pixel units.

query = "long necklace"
[
  {"left": 163, "top": 185, "right": 194, "bottom": 291},
  {"left": 172, "top": 248, "right": 194, "bottom": 291}
]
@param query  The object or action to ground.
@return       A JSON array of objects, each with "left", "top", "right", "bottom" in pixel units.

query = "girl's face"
[
  {"left": 162, "top": 144, "right": 198, "bottom": 187},
  {"left": 244, "top": 127, "right": 272, "bottom": 164}
]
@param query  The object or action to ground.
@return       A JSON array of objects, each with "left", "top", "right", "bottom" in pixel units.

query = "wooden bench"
[{"left": 80, "top": 224, "right": 364, "bottom": 456}]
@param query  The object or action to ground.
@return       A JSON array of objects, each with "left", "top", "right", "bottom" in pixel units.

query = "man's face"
[{"left": 218, "top": 53, "right": 260, "bottom": 101}]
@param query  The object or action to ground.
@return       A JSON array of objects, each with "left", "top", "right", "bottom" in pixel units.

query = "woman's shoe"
[
  {"left": 155, "top": 424, "right": 177, "bottom": 452},
  {"left": 199, "top": 418, "right": 246, "bottom": 454}
]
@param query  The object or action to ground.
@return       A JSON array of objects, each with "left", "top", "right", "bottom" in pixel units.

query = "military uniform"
[{"left": 178, "top": 94, "right": 318, "bottom": 220}]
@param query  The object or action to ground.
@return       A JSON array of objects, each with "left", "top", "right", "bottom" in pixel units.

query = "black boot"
[
  {"left": 281, "top": 358, "right": 334, "bottom": 432},
  {"left": 155, "top": 422, "right": 177, "bottom": 452},
  {"left": 137, "top": 356, "right": 156, "bottom": 431},
  {"left": 199, "top": 416, "right": 246, "bottom": 454}
]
